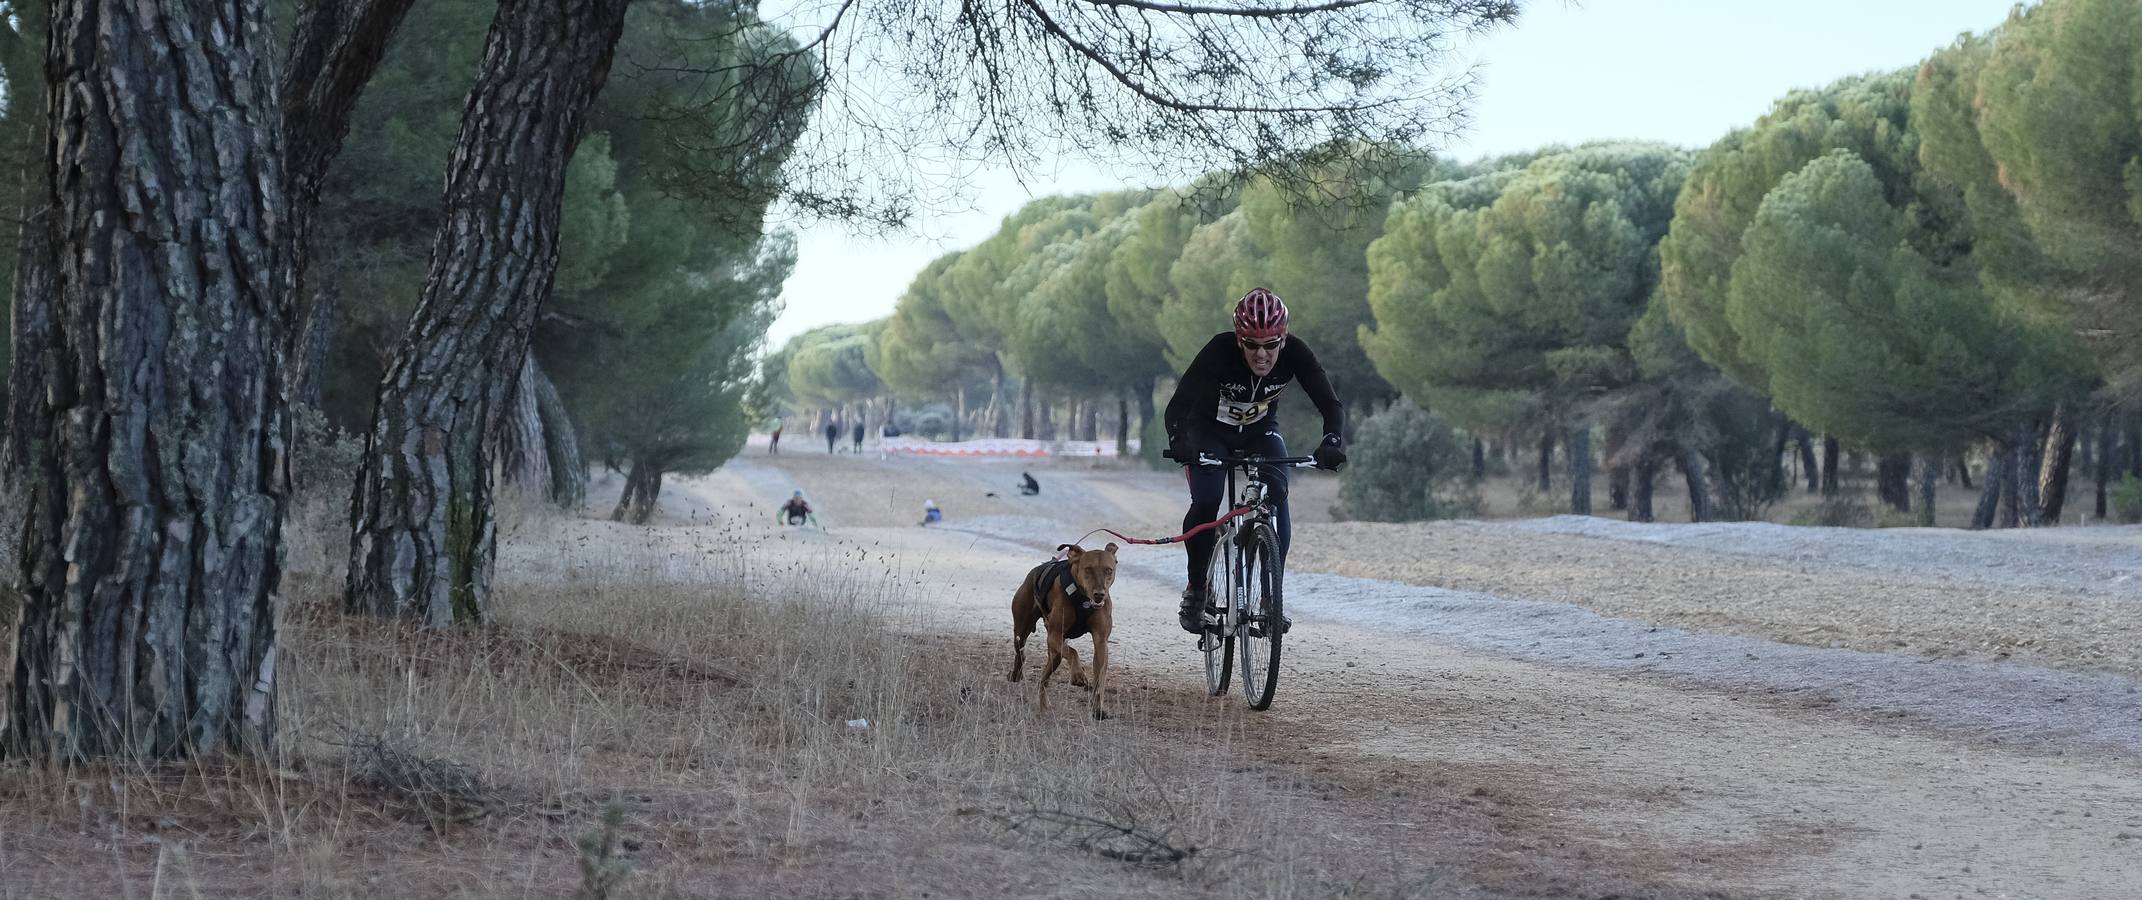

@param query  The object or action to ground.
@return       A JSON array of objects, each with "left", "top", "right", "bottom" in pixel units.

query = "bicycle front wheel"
[
  {"left": 1202, "top": 534, "right": 1234, "bottom": 696},
  {"left": 1237, "top": 521, "right": 1283, "bottom": 710}
]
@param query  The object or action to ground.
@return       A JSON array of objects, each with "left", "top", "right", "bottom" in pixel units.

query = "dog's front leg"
[
  {"left": 1036, "top": 636, "right": 1064, "bottom": 713},
  {"left": 1058, "top": 641, "right": 1086, "bottom": 689},
  {"left": 1089, "top": 634, "right": 1110, "bottom": 721}
]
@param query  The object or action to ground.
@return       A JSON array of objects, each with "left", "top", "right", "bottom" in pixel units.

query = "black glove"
[
  {"left": 1166, "top": 435, "right": 1198, "bottom": 464},
  {"left": 1313, "top": 433, "right": 1346, "bottom": 471}
]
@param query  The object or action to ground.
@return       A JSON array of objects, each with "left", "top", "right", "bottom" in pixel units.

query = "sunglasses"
[{"left": 1238, "top": 337, "right": 1285, "bottom": 352}]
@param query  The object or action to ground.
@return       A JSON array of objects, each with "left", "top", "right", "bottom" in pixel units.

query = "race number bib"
[{"left": 1215, "top": 397, "right": 1271, "bottom": 427}]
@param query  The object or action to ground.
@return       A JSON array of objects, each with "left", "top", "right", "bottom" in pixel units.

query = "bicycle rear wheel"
[
  {"left": 1237, "top": 521, "right": 1283, "bottom": 710},
  {"left": 1202, "top": 533, "right": 1234, "bottom": 696}
]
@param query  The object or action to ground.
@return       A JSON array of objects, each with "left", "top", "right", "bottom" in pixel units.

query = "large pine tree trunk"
[
  {"left": 498, "top": 355, "right": 552, "bottom": 497},
  {"left": 1912, "top": 452, "right": 1939, "bottom": 527},
  {"left": 533, "top": 362, "right": 584, "bottom": 510},
  {"left": 1768, "top": 416, "right": 1793, "bottom": 499},
  {"left": 1081, "top": 397, "right": 1099, "bottom": 442},
  {"left": 1674, "top": 443, "right": 1711, "bottom": 523},
  {"left": 1568, "top": 426, "right": 1592, "bottom": 516},
  {"left": 2037, "top": 405, "right": 2076, "bottom": 526},
  {"left": 2011, "top": 421, "right": 2043, "bottom": 527},
  {"left": 1630, "top": 449, "right": 1658, "bottom": 523},
  {"left": 9, "top": 0, "right": 291, "bottom": 760},
  {"left": 282, "top": 0, "right": 417, "bottom": 405},
  {"left": 1602, "top": 424, "right": 1627, "bottom": 510},
  {"left": 1971, "top": 443, "right": 2008, "bottom": 530},
  {"left": 1793, "top": 428, "right": 1817, "bottom": 493},
  {"left": 346, "top": 0, "right": 631, "bottom": 624},
  {"left": 1876, "top": 454, "right": 1912, "bottom": 513},
  {"left": 1820, "top": 436, "right": 1840, "bottom": 495}
]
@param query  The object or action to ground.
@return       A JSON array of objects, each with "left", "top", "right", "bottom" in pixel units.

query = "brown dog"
[{"left": 1007, "top": 542, "right": 1118, "bottom": 719}]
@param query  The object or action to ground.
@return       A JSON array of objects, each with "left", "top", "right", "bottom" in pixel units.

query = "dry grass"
[{"left": 0, "top": 512, "right": 1442, "bottom": 899}]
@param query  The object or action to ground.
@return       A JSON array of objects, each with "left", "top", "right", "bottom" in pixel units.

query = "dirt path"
[{"left": 633, "top": 456, "right": 2142, "bottom": 899}]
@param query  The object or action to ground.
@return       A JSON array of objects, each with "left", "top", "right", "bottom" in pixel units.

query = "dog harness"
[{"left": 1034, "top": 559, "right": 1100, "bottom": 640}]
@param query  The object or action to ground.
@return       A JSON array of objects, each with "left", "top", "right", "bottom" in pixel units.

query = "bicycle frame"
[{"left": 1191, "top": 452, "right": 1315, "bottom": 643}]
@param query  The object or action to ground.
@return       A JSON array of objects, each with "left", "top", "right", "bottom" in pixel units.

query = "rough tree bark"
[
  {"left": 1568, "top": 426, "right": 1592, "bottom": 516},
  {"left": 8, "top": 0, "right": 290, "bottom": 760},
  {"left": 1876, "top": 454, "right": 1912, "bottom": 513},
  {"left": 2037, "top": 405, "right": 2075, "bottom": 526},
  {"left": 1820, "top": 436, "right": 1840, "bottom": 495},
  {"left": 1602, "top": 425, "right": 1626, "bottom": 510},
  {"left": 1020, "top": 380, "right": 1034, "bottom": 439},
  {"left": 1796, "top": 429, "right": 1818, "bottom": 494},
  {"left": 1629, "top": 449, "right": 1659, "bottom": 523},
  {"left": 346, "top": 0, "right": 632, "bottom": 624},
  {"left": 1912, "top": 453, "right": 1939, "bottom": 527},
  {"left": 533, "top": 361, "right": 585, "bottom": 510},
  {"left": 1081, "top": 397, "right": 1099, "bottom": 443},
  {"left": 282, "top": 0, "right": 418, "bottom": 404},
  {"left": 498, "top": 358, "right": 548, "bottom": 494},
  {"left": 1971, "top": 443, "right": 2009, "bottom": 530},
  {"left": 1674, "top": 443, "right": 1711, "bottom": 523},
  {"left": 2010, "top": 421, "right": 2043, "bottom": 527}
]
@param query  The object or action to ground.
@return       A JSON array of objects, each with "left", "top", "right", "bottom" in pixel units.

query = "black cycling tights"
[{"left": 1182, "top": 426, "right": 1290, "bottom": 590}]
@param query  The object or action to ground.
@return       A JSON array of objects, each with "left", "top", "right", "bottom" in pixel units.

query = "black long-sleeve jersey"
[{"left": 1163, "top": 332, "right": 1345, "bottom": 439}]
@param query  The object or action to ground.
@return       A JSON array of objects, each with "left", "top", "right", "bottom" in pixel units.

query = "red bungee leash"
[{"left": 1077, "top": 504, "right": 1257, "bottom": 547}]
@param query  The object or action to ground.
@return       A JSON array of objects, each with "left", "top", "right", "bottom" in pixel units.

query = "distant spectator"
[
  {"left": 919, "top": 498, "right": 942, "bottom": 526},
  {"left": 768, "top": 416, "right": 783, "bottom": 454},
  {"left": 824, "top": 420, "right": 839, "bottom": 453},
  {"left": 852, "top": 419, "right": 866, "bottom": 453},
  {"left": 1019, "top": 472, "right": 1040, "bottom": 496}
]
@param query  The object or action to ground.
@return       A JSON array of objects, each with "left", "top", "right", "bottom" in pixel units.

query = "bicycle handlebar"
[{"left": 1162, "top": 449, "right": 1321, "bottom": 468}]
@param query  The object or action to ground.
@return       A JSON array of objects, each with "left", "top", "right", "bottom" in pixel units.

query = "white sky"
[{"left": 764, "top": 0, "right": 2022, "bottom": 349}]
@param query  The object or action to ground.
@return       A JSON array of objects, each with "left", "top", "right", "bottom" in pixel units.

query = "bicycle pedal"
[{"left": 1196, "top": 633, "right": 1222, "bottom": 653}]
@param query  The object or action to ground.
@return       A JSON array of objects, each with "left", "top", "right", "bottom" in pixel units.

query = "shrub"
[
  {"left": 293, "top": 403, "right": 364, "bottom": 501},
  {"left": 1337, "top": 400, "right": 1480, "bottom": 522},
  {"left": 2113, "top": 475, "right": 2142, "bottom": 524},
  {"left": 891, "top": 403, "right": 954, "bottom": 440}
]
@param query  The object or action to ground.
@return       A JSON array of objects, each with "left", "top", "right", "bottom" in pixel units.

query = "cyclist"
[{"left": 1164, "top": 288, "right": 1346, "bottom": 635}]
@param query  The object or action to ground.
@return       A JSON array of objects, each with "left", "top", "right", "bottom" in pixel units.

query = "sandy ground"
[{"left": 622, "top": 447, "right": 2142, "bottom": 899}]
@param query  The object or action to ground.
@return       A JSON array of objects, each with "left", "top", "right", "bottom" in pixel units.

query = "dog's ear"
[
  {"left": 1103, "top": 541, "right": 1118, "bottom": 555},
  {"left": 1057, "top": 542, "right": 1083, "bottom": 559}
]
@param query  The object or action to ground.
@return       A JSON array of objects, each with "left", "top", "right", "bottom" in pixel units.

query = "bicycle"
[{"left": 1164, "top": 449, "right": 1318, "bottom": 710}]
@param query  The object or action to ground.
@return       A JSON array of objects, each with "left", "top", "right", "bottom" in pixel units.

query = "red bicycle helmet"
[{"left": 1233, "top": 288, "right": 1289, "bottom": 340}]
